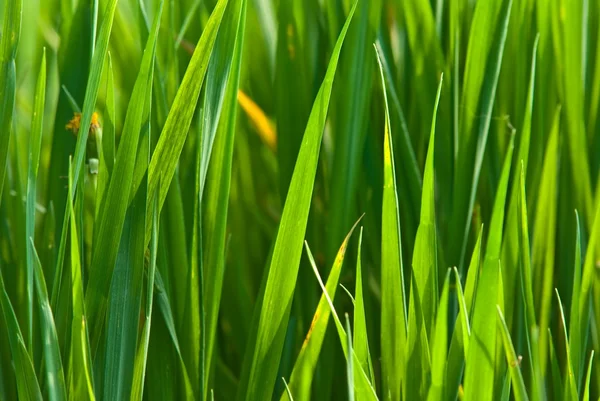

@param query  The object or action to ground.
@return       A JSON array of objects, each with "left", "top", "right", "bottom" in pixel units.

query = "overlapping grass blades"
[{"left": 243, "top": 4, "right": 356, "bottom": 398}]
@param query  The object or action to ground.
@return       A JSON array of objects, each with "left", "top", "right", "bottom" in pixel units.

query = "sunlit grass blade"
[
  {"left": 0, "top": 0, "right": 22, "bottom": 200},
  {"left": 25, "top": 49, "right": 47, "bottom": 352},
  {"left": 31, "top": 240, "right": 67, "bottom": 401},
  {"left": 243, "top": 4, "right": 356, "bottom": 399},
  {"left": 500, "top": 36, "right": 538, "bottom": 328},
  {"left": 496, "top": 306, "right": 528, "bottom": 401},
  {"left": 67, "top": 160, "right": 95, "bottom": 401},
  {"left": 463, "top": 135, "right": 514, "bottom": 401},
  {"left": 412, "top": 74, "right": 443, "bottom": 337},
  {"left": 426, "top": 269, "right": 451, "bottom": 401},
  {"left": 281, "top": 219, "right": 361, "bottom": 401},
  {"left": 375, "top": 43, "right": 407, "bottom": 401},
  {"left": 568, "top": 212, "right": 584, "bottom": 392},
  {"left": 345, "top": 314, "right": 355, "bottom": 401},
  {"left": 532, "top": 106, "right": 560, "bottom": 373},
  {"left": 353, "top": 227, "right": 375, "bottom": 384},
  {"left": 305, "top": 243, "right": 378, "bottom": 400},
  {"left": 582, "top": 351, "right": 594, "bottom": 401},
  {"left": 145, "top": 0, "right": 229, "bottom": 239}
]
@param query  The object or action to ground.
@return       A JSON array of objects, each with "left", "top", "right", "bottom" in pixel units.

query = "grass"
[{"left": 1, "top": 0, "right": 600, "bottom": 400}]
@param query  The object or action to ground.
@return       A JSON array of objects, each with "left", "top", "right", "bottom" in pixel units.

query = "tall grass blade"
[{"left": 243, "top": 4, "right": 356, "bottom": 399}]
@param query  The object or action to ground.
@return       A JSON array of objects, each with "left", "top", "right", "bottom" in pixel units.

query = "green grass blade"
[
  {"left": 145, "top": 0, "right": 229, "bottom": 240},
  {"left": 0, "top": 0, "right": 21, "bottom": 201},
  {"left": 201, "top": 0, "right": 247, "bottom": 397},
  {"left": 243, "top": 4, "right": 356, "bottom": 399},
  {"left": 463, "top": 135, "right": 514, "bottom": 401},
  {"left": 448, "top": 0, "right": 513, "bottom": 269},
  {"left": 25, "top": 49, "right": 47, "bottom": 352},
  {"left": 281, "top": 219, "right": 360, "bottom": 401},
  {"left": 500, "top": 36, "right": 538, "bottom": 327},
  {"left": 85, "top": 3, "right": 162, "bottom": 355},
  {"left": 345, "top": 314, "right": 355, "bottom": 401},
  {"left": 130, "top": 187, "right": 159, "bottom": 401},
  {"left": 328, "top": 0, "right": 381, "bottom": 261},
  {"left": 375, "top": 43, "right": 407, "bottom": 401},
  {"left": 412, "top": 74, "right": 443, "bottom": 336},
  {"left": 353, "top": 227, "right": 375, "bottom": 384},
  {"left": 0, "top": 271, "right": 42, "bottom": 401},
  {"left": 31, "top": 239, "right": 67, "bottom": 401},
  {"left": 426, "top": 269, "right": 451, "bottom": 401},
  {"left": 568, "top": 211, "right": 583, "bottom": 392},
  {"left": 532, "top": 106, "right": 561, "bottom": 374},
  {"left": 555, "top": 290, "right": 578, "bottom": 401},
  {"left": 67, "top": 161, "right": 95, "bottom": 401},
  {"left": 304, "top": 243, "right": 378, "bottom": 400},
  {"left": 582, "top": 351, "right": 594, "bottom": 401},
  {"left": 496, "top": 306, "right": 529, "bottom": 401}
]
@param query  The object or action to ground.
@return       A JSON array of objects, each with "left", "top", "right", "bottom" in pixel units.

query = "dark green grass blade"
[
  {"left": 243, "top": 4, "right": 356, "bottom": 399},
  {"left": 328, "top": 0, "right": 381, "bottom": 261}
]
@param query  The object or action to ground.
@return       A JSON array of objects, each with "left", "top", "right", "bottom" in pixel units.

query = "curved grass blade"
[
  {"left": 555, "top": 290, "right": 578, "bottom": 401},
  {"left": 375, "top": 43, "right": 407, "bottom": 401},
  {"left": 305, "top": 243, "right": 378, "bottom": 400},
  {"left": 496, "top": 306, "right": 529, "bottom": 401},
  {"left": 568, "top": 212, "right": 584, "bottom": 392},
  {"left": 25, "top": 49, "right": 47, "bottom": 352},
  {"left": 243, "top": 4, "right": 357, "bottom": 399},
  {"left": 31, "top": 240, "right": 67, "bottom": 401},
  {"left": 281, "top": 219, "right": 361, "bottom": 401}
]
